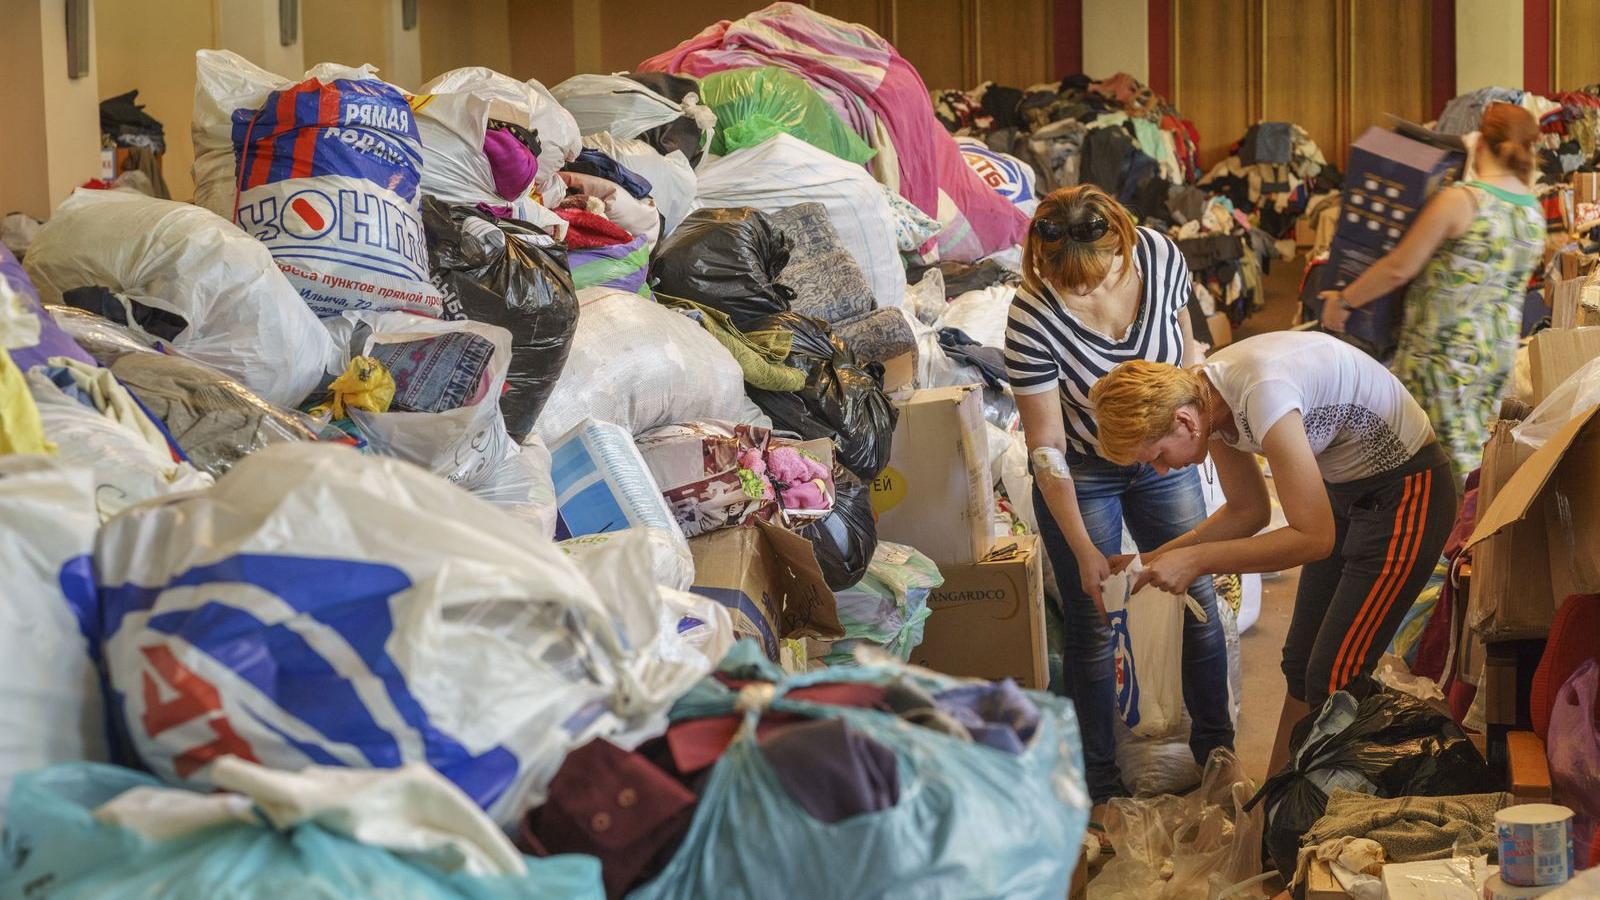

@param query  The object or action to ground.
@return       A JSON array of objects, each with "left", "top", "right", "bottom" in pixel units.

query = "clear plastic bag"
[
  {"left": 1514, "top": 354, "right": 1600, "bottom": 451},
  {"left": 1088, "top": 749, "right": 1265, "bottom": 900}
]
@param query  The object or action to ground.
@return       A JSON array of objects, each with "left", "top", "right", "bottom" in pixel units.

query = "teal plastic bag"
[
  {"left": 0, "top": 764, "right": 604, "bottom": 900},
  {"left": 629, "top": 641, "right": 1090, "bottom": 899},
  {"left": 699, "top": 67, "right": 877, "bottom": 166},
  {"left": 821, "top": 542, "right": 941, "bottom": 665}
]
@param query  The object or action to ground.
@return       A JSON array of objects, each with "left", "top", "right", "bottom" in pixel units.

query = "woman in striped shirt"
[{"left": 1005, "top": 186, "right": 1232, "bottom": 829}]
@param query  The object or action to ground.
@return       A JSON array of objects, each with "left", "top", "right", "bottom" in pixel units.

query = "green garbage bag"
[
  {"left": 699, "top": 67, "right": 877, "bottom": 166},
  {"left": 629, "top": 641, "right": 1091, "bottom": 899},
  {"left": 0, "top": 763, "right": 605, "bottom": 900}
]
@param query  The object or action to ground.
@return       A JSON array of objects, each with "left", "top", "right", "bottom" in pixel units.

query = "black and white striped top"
[{"left": 1004, "top": 226, "right": 1192, "bottom": 457}]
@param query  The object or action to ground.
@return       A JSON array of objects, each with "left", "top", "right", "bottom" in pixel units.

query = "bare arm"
[
  {"left": 1179, "top": 304, "right": 1203, "bottom": 366},
  {"left": 1015, "top": 389, "right": 1112, "bottom": 607},
  {"left": 1135, "top": 412, "right": 1336, "bottom": 591},
  {"left": 1338, "top": 187, "right": 1475, "bottom": 307}
]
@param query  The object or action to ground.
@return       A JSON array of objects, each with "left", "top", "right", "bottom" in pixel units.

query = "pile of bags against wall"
[{"left": 0, "top": 4, "right": 1119, "bottom": 896}]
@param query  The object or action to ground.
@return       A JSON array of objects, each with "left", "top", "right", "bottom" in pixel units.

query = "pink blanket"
[{"left": 638, "top": 2, "right": 1026, "bottom": 258}]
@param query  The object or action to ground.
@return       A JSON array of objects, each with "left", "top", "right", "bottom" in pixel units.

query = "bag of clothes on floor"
[{"left": 521, "top": 640, "right": 1090, "bottom": 899}]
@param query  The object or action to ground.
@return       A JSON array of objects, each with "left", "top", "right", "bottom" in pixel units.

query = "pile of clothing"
[
  {"left": 1198, "top": 121, "right": 1337, "bottom": 240},
  {"left": 0, "top": 5, "right": 1100, "bottom": 897},
  {"left": 933, "top": 71, "right": 1202, "bottom": 222}
]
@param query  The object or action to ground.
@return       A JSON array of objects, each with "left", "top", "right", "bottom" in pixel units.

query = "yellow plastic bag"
[{"left": 310, "top": 356, "right": 395, "bottom": 421}]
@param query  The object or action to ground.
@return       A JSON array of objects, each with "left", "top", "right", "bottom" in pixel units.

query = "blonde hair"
[
  {"left": 1089, "top": 359, "right": 1207, "bottom": 465},
  {"left": 1021, "top": 184, "right": 1138, "bottom": 296}
]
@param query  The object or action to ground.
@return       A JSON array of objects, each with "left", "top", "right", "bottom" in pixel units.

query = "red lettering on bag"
[{"left": 140, "top": 645, "right": 259, "bottom": 778}]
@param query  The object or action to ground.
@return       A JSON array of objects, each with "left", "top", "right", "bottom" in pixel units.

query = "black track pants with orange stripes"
[{"left": 1282, "top": 442, "right": 1458, "bottom": 708}]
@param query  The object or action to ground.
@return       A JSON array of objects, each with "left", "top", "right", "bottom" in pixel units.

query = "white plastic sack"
[
  {"left": 97, "top": 757, "right": 526, "bottom": 877},
  {"left": 1101, "top": 566, "right": 1186, "bottom": 739},
  {"left": 413, "top": 90, "right": 542, "bottom": 217},
  {"left": 1114, "top": 718, "right": 1202, "bottom": 797},
  {"left": 557, "top": 527, "right": 732, "bottom": 688},
  {"left": 551, "top": 73, "right": 715, "bottom": 151},
  {"left": 905, "top": 268, "right": 947, "bottom": 327},
  {"left": 23, "top": 189, "right": 334, "bottom": 407},
  {"left": 0, "top": 457, "right": 107, "bottom": 814},
  {"left": 694, "top": 134, "right": 904, "bottom": 310},
  {"left": 323, "top": 311, "right": 516, "bottom": 493},
  {"left": 584, "top": 132, "right": 696, "bottom": 236},
  {"left": 1201, "top": 460, "right": 1263, "bottom": 634},
  {"left": 420, "top": 66, "right": 582, "bottom": 210},
  {"left": 472, "top": 436, "right": 558, "bottom": 540},
  {"left": 1514, "top": 354, "right": 1600, "bottom": 451},
  {"left": 551, "top": 419, "right": 695, "bottom": 591},
  {"left": 84, "top": 442, "right": 715, "bottom": 825},
  {"left": 936, "top": 284, "right": 1016, "bottom": 349},
  {"left": 534, "top": 287, "right": 754, "bottom": 443},
  {"left": 27, "top": 370, "right": 213, "bottom": 521},
  {"left": 192, "top": 49, "right": 443, "bottom": 318}
]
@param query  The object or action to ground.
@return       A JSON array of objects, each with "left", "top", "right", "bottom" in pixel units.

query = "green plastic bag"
[
  {"left": 821, "top": 541, "right": 941, "bottom": 665},
  {"left": 629, "top": 641, "right": 1091, "bottom": 899},
  {"left": 699, "top": 67, "right": 877, "bottom": 166},
  {"left": 0, "top": 763, "right": 604, "bottom": 900}
]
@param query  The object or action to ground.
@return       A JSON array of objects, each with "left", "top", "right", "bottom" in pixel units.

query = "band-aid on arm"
[{"left": 1030, "top": 446, "right": 1072, "bottom": 481}]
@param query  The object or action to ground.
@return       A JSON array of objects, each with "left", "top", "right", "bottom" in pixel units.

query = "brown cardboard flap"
[
  {"left": 755, "top": 519, "right": 843, "bottom": 640},
  {"left": 1467, "top": 405, "right": 1600, "bottom": 549}
]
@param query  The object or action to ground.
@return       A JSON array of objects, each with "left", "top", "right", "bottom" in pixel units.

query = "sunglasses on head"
[{"left": 1033, "top": 212, "right": 1110, "bottom": 243}]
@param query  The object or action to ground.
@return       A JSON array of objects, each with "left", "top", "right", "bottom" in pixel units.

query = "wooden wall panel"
[
  {"left": 1260, "top": 0, "right": 1338, "bottom": 168},
  {"left": 509, "top": 0, "right": 575, "bottom": 88},
  {"left": 1348, "top": 0, "right": 1431, "bottom": 153},
  {"left": 597, "top": 0, "right": 762, "bottom": 73},
  {"left": 1173, "top": 0, "right": 1255, "bottom": 171},
  {"left": 976, "top": 0, "right": 1053, "bottom": 91},
  {"left": 1555, "top": 0, "right": 1600, "bottom": 91},
  {"left": 894, "top": 0, "right": 974, "bottom": 90}
]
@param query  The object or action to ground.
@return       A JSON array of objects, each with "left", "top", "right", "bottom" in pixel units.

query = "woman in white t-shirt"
[{"left": 1088, "top": 331, "right": 1456, "bottom": 776}]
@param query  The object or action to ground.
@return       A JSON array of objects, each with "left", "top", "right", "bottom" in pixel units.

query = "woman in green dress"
[{"left": 1321, "top": 102, "right": 1546, "bottom": 489}]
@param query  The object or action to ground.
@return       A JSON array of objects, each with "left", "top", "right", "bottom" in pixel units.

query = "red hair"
[{"left": 1480, "top": 102, "right": 1539, "bottom": 181}]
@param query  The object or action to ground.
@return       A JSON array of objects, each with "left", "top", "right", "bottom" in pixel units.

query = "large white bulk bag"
[{"left": 23, "top": 189, "right": 334, "bottom": 407}]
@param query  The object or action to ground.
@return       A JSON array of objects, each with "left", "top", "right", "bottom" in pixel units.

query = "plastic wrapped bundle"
[
  {"left": 698, "top": 66, "right": 876, "bottom": 165},
  {"left": 421, "top": 66, "right": 583, "bottom": 210}
]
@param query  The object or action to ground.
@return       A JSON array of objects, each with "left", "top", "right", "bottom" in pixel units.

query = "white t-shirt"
[{"left": 1202, "top": 332, "right": 1435, "bottom": 483}]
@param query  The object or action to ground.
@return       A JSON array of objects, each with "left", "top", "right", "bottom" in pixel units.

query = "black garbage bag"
[
  {"left": 795, "top": 469, "right": 877, "bottom": 590},
  {"left": 744, "top": 312, "right": 897, "bottom": 481},
  {"left": 651, "top": 208, "right": 795, "bottom": 327},
  {"left": 1246, "top": 678, "right": 1494, "bottom": 881},
  {"left": 421, "top": 196, "right": 578, "bottom": 443},
  {"left": 906, "top": 258, "right": 1021, "bottom": 299}
]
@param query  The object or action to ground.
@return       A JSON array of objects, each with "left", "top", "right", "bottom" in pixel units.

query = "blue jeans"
[{"left": 1032, "top": 452, "right": 1234, "bottom": 805}]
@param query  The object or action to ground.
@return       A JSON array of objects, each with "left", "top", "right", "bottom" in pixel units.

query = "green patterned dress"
[{"left": 1391, "top": 181, "right": 1545, "bottom": 488}]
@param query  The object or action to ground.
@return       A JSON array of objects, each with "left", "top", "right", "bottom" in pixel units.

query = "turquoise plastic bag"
[
  {"left": 699, "top": 67, "right": 877, "bottom": 166},
  {"left": 0, "top": 764, "right": 604, "bottom": 900},
  {"left": 821, "top": 542, "right": 941, "bottom": 665},
  {"left": 629, "top": 641, "right": 1090, "bottom": 899}
]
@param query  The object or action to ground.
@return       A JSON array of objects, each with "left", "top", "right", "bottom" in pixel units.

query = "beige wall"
[
  {"left": 420, "top": 0, "right": 511, "bottom": 86},
  {"left": 304, "top": 0, "right": 391, "bottom": 72},
  {"left": 1083, "top": 0, "right": 1148, "bottom": 84},
  {"left": 96, "top": 0, "right": 213, "bottom": 202},
  {"left": 1456, "top": 0, "right": 1523, "bottom": 94},
  {"left": 1, "top": 0, "right": 102, "bottom": 219}
]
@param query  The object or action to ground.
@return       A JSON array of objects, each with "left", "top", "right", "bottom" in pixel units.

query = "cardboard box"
[
  {"left": 1305, "top": 859, "right": 1351, "bottom": 899},
  {"left": 880, "top": 348, "right": 915, "bottom": 394},
  {"left": 1467, "top": 420, "right": 1554, "bottom": 640},
  {"left": 1205, "top": 312, "right": 1232, "bottom": 349},
  {"left": 909, "top": 536, "right": 1047, "bottom": 689},
  {"left": 687, "top": 520, "right": 842, "bottom": 661},
  {"left": 1469, "top": 403, "right": 1600, "bottom": 629},
  {"left": 1338, "top": 126, "right": 1462, "bottom": 252},
  {"left": 1507, "top": 730, "right": 1554, "bottom": 803},
  {"left": 1324, "top": 235, "right": 1405, "bottom": 357},
  {"left": 870, "top": 385, "right": 995, "bottom": 566},
  {"left": 1528, "top": 326, "right": 1600, "bottom": 404}
]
